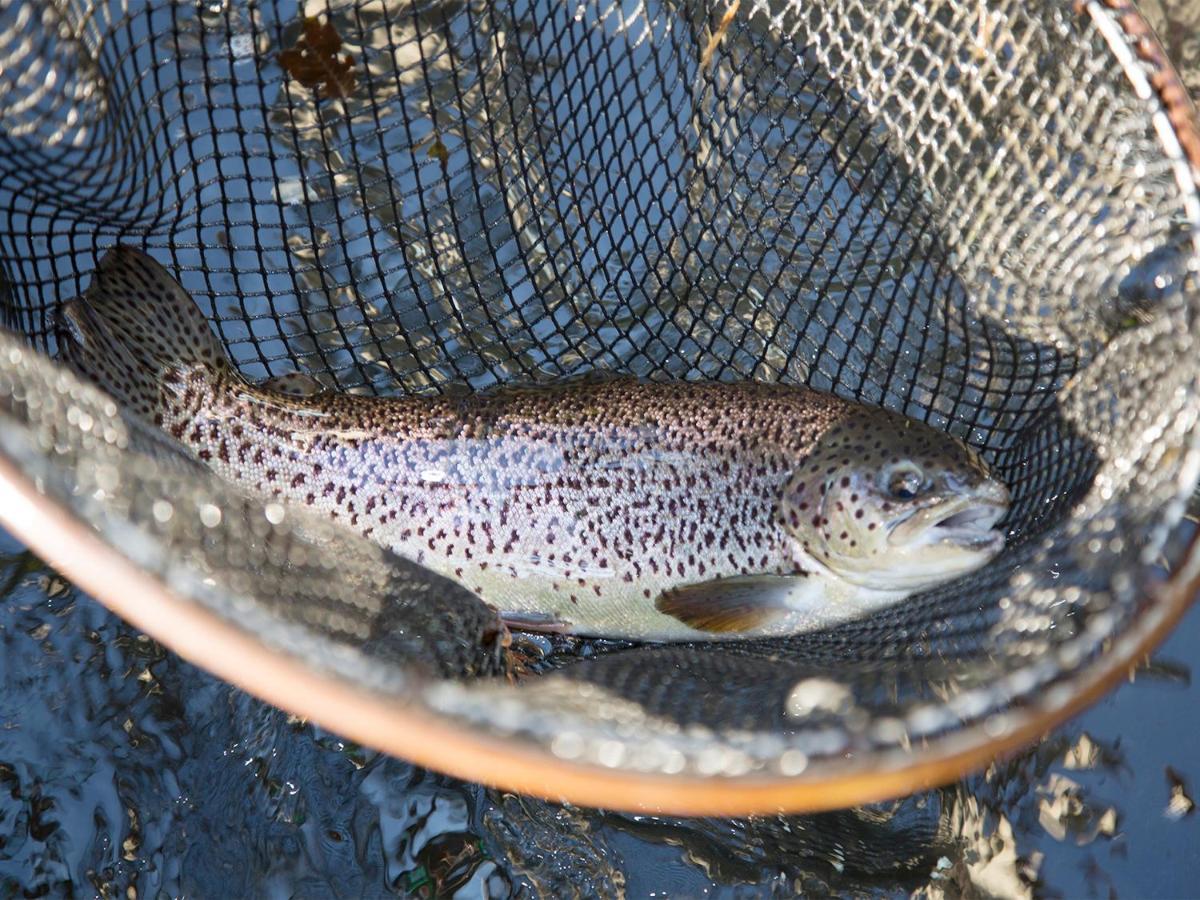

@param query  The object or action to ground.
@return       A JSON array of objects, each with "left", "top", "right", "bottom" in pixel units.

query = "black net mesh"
[{"left": 0, "top": 0, "right": 1198, "bottom": 796}]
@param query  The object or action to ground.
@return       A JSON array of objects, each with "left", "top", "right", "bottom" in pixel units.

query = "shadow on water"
[{"left": 1, "top": 520, "right": 1198, "bottom": 897}]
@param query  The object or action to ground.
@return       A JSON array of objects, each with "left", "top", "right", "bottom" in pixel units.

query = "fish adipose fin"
[
  {"left": 655, "top": 575, "right": 807, "bottom": 635},
  {"left": 55, "top": 246, "right": 234, "bottom": 418},
  {"left": 260, "top": 371, "right": 326, "bottom": 397}
]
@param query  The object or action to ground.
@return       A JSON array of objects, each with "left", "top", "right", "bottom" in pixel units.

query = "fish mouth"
[
  {"left": 889, "top": 485, "right": 1009, "bottom": 551},
  {"left": 933, "top": 502, "right": 1005, "bottom": 532},
  {"left": 930, "top": 502, "right": 1007, "bottom": 549}
]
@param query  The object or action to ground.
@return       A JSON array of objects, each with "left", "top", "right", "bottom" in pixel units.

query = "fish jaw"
[
  {"left": 887, "top": 489, "right": 1008, "bottom": 551},
  {"left": 829, "top": 488, "right": 1007, "bottom": 592}
]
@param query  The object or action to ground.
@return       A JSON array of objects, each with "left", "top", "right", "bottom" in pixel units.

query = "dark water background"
[{"left": 3, "top": 1, "right": 1200, "bottom": 896}]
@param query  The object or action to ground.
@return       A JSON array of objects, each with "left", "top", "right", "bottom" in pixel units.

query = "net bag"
[{"left": 0, "top": 0, "right": 1198, "bottom": 815}]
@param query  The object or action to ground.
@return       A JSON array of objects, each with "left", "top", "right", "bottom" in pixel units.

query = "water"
[
  {"left": 1, "top": 522, "right": 1198, "bottom": 896},
  {"left": 2, "top": 0, "right": 1200, "bottom": 893}
]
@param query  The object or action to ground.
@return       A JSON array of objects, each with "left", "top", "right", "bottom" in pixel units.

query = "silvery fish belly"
[{"left": 55, "top": 248, "right": 1012, "bottom": 641}]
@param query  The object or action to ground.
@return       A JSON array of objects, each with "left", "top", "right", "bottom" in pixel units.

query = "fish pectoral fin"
[{"left": 654, "top": 575, "right": 808, "bottom": 635}]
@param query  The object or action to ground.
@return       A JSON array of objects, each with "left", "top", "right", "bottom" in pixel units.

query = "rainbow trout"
[{"left": 56, "top": 247, "right": 1010, "bottom": 641}]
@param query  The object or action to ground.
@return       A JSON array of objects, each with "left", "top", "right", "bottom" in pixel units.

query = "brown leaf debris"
[{"left": 278, "top": 17, "right": 357, "bottom": 99}]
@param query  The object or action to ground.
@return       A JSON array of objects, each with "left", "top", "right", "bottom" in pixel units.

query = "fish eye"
[{"left": 883, "top": 463, "right": 926, "bottom": 500}]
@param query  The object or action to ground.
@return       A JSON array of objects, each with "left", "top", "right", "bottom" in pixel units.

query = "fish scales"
[{"left": 56, "top": 247, "right": 1010, "bottom": 641}]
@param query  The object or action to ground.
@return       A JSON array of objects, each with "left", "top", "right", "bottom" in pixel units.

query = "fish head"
[{"left": 781, "top": 409, "right": 1009, "bottom": 591}]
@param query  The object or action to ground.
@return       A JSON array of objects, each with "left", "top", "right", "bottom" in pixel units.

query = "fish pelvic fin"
[
  {"left": 55, "top": 246, "right": 234, "bottom": 419},
  {"left": 654, "top": 574, "right": 808, "bottom": 636}
]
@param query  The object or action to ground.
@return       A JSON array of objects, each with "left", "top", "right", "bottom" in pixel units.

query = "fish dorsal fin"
[{"left": 654, "top": 575, "right": 808, "bottom": 636}]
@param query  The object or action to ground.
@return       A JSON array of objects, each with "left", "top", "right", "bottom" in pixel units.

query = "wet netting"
[{"left": 0, "top": 0, "right": 1198, "bottom": 813}]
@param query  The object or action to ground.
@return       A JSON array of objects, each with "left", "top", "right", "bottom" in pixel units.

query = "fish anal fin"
[
  {"left": 500, "top": 610, "right": 574, "bottom": 635},
  {"left": 654, "top": 575, "right": 807, "bottom": 635}
]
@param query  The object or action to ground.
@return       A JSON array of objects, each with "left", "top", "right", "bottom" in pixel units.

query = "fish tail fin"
[{"left": 55, "top": 246, "right": 234, "bottom": 419}]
